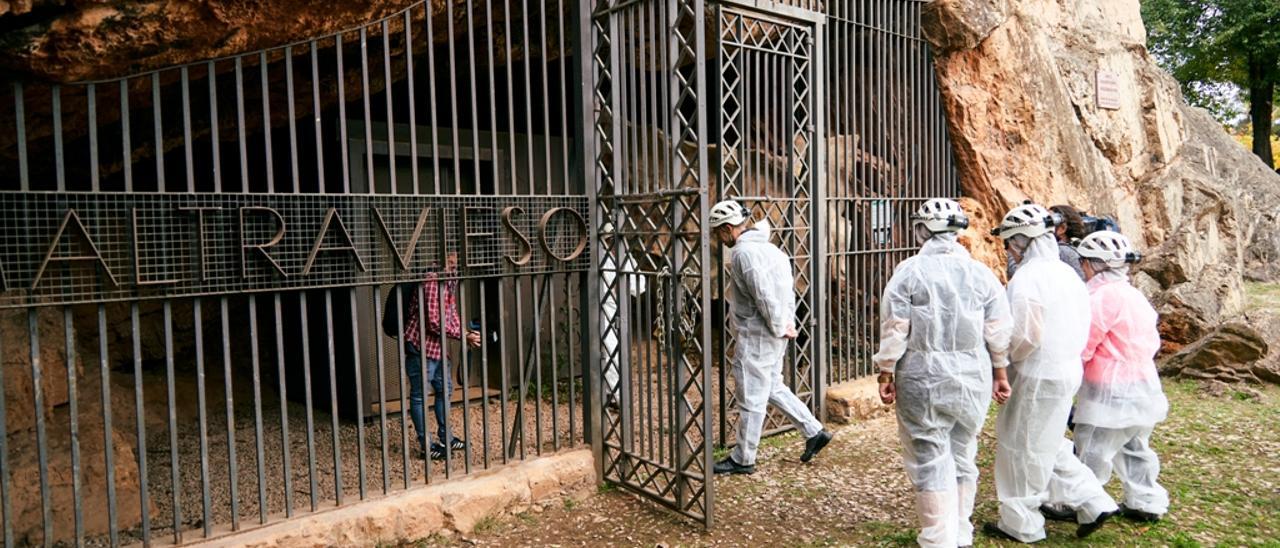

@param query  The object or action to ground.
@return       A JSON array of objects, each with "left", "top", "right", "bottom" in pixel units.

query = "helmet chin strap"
[{"left": 913, "top": 224, "right": 935, "bottom": 245}]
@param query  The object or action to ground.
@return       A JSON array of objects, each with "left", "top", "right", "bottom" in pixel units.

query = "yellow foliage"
[{"left": 1233, "top": 132, "right": 1280, "bottom": 167}]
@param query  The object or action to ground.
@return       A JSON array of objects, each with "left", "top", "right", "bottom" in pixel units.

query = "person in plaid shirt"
[{"left": 402, "top": 251, "right": 481, "bottom": 460}]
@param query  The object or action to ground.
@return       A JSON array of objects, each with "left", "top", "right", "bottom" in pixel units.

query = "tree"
[{"left": 1143, "top": 0, "right": 1280, "bottom": 168}]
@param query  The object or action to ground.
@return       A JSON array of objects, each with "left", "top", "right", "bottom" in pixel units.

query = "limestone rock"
[
  {"left": 925, "top": 0, "right": 1280, "bottom": 354},
  {"left": 3, "top": 309, "right": 73, "bottom": 436},
  {"left": 825, "top": 376, "right": 890, "bottom": 425},
  {"left": 1160, "top": 322, "right": 1270, "bottom": 383},
  {"left": 921, "top": 0, "right": 1010, "bottom": 53},
  {"left": 1199, "top": 379, "right": 1262, "bottom": 400}
]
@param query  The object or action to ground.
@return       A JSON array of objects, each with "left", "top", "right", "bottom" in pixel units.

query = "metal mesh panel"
[
  {"left": 712, "top": 6, "right": 822, "bottom": 448},
  {"left": 822, "top": 0, "right": 960, "bottom": 385}
]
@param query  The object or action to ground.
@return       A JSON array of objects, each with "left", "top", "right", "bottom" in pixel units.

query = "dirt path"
[
  {"left": 424, "top": 413, "right": 916, "bottom": 547},
  {"left": 420, "top": 378, "right": 1280, "bottom": 547}
]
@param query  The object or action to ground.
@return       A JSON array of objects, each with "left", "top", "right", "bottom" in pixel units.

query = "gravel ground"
[
  {"left": 84, "top": 366, "right": 584, "bottom": 547},
  {"left": 416, "top": 378, "right": 1280, "bottom": 547},
  {"left": 422, "top": 413, "right": 914, "bottom": 547}
]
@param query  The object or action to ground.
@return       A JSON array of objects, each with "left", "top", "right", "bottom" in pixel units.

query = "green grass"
[
  {"left": 472, "top": 515, "right": 503, "bottom": 535},
  {"left": 961, "top": 378, "right": 1280, "bottom": 547},
  {"left": 1246, "top": 282, "right": 1280, "bottom": 312}
]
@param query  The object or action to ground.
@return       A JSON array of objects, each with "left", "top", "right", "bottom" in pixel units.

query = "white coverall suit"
[
  {"left": 995, "top": 234, "right": 1117, "bottom": 542},
  {"left": 873, "top": 232, "right": 1013, "bottom": 548},
  {"left": 1072, "top": 267, "right": 1169, "bottom": 516},
  {"left": 602, "top": 250, "right": 647, "bottom": 399},
  {"left": 728, "top": 222, "right": 823, "bottom": 466}
]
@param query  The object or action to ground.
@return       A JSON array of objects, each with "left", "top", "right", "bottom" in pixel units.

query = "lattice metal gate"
[
  {"left": 586, "top": 0, "right": 960, "bottom": 527},
  {"left": 586, "top": 0, "right": 716, "bottom": 527},
  {"left": 713, "top": 3, "right": 826, "bottom": 448},
  {"left": 0, "top": 0, "right": 958, "bottom": 541}
]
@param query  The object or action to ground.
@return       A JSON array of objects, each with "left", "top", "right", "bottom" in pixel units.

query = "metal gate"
[
  {"left": 0, "top": 0, "right": 959, "bottom": 541},
  {"left": 586, "top": 0, "right": 958, "bottom": 527},
  {"left": 713, "top": 3, "right": 825, "bottom": 447},
  {"left": 586, "top": 0, "right": 716, "bottom": 527}
]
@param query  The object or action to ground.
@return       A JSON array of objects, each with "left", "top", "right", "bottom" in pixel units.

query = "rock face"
[
  {"left": 0, "top": 0, "right": 562, "bottom": 83},
  {"left": 1160, "top": 322, "right": 1269, "bottom": 383},
  {"left": 923, "top": 0, "right": 1280, "bottom": 356}
]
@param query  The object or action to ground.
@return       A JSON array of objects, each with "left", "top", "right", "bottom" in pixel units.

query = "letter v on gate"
[{"left": 372, "top": 206, "right": 437, "bottom": 271}]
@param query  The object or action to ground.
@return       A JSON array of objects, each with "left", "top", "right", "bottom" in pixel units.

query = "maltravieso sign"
[{"left": 0, "top": 192, "right": 590, "bottom": 308}]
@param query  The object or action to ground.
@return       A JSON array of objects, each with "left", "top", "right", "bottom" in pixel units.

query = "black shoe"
[
  {"left": 713, "top": 457, "right": 755, "bottom": 475},
  {"left": 982, "top": 522, "right": 1031, "bottom": 543},
  {"left": 800, "top": 430, "right": 833, "bottom": 463},
  {"left": 1076, "top": 510, "right": 1117, "bottom": 538},
  {"left": 429, "top": 442, "right": 448, "bottom": 460},
  {"left": 1040, "top": 503, "right": 1076, "bottom": 523},
  {"left": 448, "top": 437, "right": 466, "bottom": 452},
  {"left": 1119, "top": 504, "right": 1161, "bottom": 523}
]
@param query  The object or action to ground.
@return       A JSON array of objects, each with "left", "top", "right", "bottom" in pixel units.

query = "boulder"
[
  {"left": 3, "top": 309, "right": 72, "bottom": 436},
  {"left": 921, "top": 0, "right": 1010, "bottom": 53},
  {"left": 1160, "top": 322, "right": 1270, "bottom": 383}
]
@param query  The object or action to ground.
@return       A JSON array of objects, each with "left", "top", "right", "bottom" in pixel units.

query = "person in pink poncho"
[{"left": 1072, "top": 230, "right": 1170, "bottom": 523}]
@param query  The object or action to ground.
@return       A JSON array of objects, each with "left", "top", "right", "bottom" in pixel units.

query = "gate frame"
[
  {"left": 582, "top": 0, "right": 717, "bottom": 528},
  {"left": 710, "top": 0, "right": 828, "bottom": 452}
]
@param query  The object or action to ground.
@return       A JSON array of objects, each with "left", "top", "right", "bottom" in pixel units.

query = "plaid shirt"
[{"left": 403, "top": 274, "right": 461, "bottom": 360}]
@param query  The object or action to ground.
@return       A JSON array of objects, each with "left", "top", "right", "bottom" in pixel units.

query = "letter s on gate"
[{"left": 502, "top": 206, "right": 533, "bottom": 267}]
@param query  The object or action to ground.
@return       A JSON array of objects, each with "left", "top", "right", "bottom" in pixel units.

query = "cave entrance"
[{"left": 0, "top": 0, "right": 959, "bottom": 542}]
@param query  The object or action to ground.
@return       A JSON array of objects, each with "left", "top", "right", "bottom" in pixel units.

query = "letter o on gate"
[{"left": 538, "top": 207, "right": 588, "bottom": 263}]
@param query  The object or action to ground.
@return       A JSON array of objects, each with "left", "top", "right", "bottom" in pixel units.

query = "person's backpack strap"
[{"left": 381, "top": 282, "right": 417, "bottom": 338}]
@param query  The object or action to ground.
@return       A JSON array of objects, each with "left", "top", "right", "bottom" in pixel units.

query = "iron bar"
[
  {"left": 64, "top": 307, "right": 85, "bottom": 546},
  {"left": 131, "top": 303, "right": 151, "bottom": 545},
  {"left": 220, "top": 298, "right": 240, "bottom": 531},
  {"left": 194, "top": 299, "right": 213, "bottom": 538},
  {"left": 98, "top": 305, "right": 118, "bottom": 546},
  {"left": 53, "top": 86, "right": 65, "bottom": 192},
  {"left": 248, "top": 297, "right": 269, "bottom": 524},
  {"left": 324, "top": 291, "right": 344, "bottom": 505},
  {"left": 88, "top": 84, "right": 99, "bottom": 192},
  {"left": 14, "top": 83, "right": 29, "bottom": 191},
  {"left": 182, "top": 67, "right": 195, "bottom": 193},
  {"left": 27, "top": 310, "right": 52, "bottom": 548},
  {"left": 163, "top": 301, "right": 182, "bottom": 544},
  {"left": 372, "top": 286, "right": 390, "bottom": 492},
  {"left": 299, "top": 293, "right": 319, "bottom": 511}
]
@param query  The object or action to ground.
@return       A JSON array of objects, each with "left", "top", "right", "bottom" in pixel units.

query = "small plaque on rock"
[{"left": 1095, "top": 70, "right": 1121, "bottom": 110}]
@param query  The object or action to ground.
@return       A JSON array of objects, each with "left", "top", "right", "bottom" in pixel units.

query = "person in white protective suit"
[
  {"left": 709, "top": 200, "right": 833, "bottom": 475},
  {"left": 873, "top": 199, "right": 1013, "bottom": 548},
  {"left": 599, "top": 222, "right": 648, "bottom": 409},
  {"left": 986, "top": 203, "right": 1118, "bottom": 543},
  {"left": 1070, "top": 231, "right": 1170, "bottom": 523}
]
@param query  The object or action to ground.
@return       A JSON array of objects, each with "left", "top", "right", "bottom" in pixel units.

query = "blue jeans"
[{"left": 403, "top": 344, "right": 453, "bottom": 450}]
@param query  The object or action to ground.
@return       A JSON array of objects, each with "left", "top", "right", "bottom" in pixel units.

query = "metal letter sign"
[{"left": 0, "top": 192, "right": 589, "bottom": 307}]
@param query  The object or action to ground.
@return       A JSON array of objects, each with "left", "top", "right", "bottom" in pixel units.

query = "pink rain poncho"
[{"left": 1074, "top": 270, "right": 1168, "bottom": 429}]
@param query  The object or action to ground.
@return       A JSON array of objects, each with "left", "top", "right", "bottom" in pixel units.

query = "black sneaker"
[
  {"left": 429, "top": 442, "right": 448, "bottom": 460},
  {"left": 800, "top": 430, "right": 833, "bottom": 463},
  {"left": 713, "top": 457, "right": 755, "bottom": 475},
  {"left": 1076, "top": 510, "right": 1117, "bottom": 538},
  {"left": 982, "top": 522, "right": 1031, "bottom": 543},
  {"left": 1119, "top": 504, "right": 1161, "bottom": 523},
  {"left": 1040, "top": 503, "right": 1076, "bottom": 523},
  {"left": 448, "top": 437, "right": 466, "bottom": 452}
]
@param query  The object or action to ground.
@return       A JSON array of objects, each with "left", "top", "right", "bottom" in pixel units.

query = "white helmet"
[
  {"left": 911, "top": 198, "right": 969, "bottom": 233},
  {"left": 992, "top": 202, "right": 1061, "bottom": 240},
  {"left": 1077, "top": 230, "right": 1141, "bottom": 268},
  {"left": 709, "top": 200, "right": 750, "bottom": 228}
]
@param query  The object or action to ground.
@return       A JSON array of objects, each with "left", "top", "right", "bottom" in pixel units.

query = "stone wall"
[{"left": 922, "top": 0, "right": 1280, "bottom": 354}]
